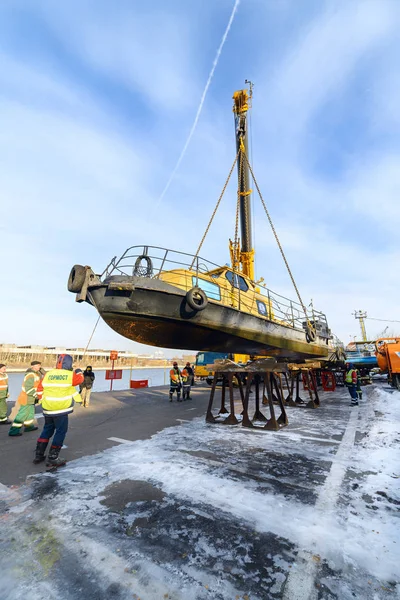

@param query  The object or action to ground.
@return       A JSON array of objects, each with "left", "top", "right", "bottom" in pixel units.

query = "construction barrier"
[{"left": 130, "top": 379, "right": 148, "bottom": 389}]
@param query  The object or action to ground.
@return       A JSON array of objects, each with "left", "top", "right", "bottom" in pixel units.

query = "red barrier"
[
  {"left": 130, "top": 379, "right": 148, "bottom": 389},
  {"left": 321, "top": 371, "right": 336, "bottom": 391}
]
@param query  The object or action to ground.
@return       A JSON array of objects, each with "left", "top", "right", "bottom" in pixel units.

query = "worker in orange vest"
[
  {"left": 9, "top": 361, "right": 43, "bottom": 436},
  {"left": 169, "top": 362, "right": 182, "bottom": 402},
  {"left": 181, "top": 365, "right": 193, "bottom": 401},
  {"left": 0, "top": 364, "right": 10, "bottom": 424}
]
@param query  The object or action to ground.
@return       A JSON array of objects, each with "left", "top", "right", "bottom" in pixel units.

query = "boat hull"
[{"left": 87, "top": 278, "right": 329, "bottom": 361}]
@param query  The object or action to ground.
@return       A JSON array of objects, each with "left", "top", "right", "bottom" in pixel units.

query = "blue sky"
[{"left": 1, "top": 0, "right": 399, "bottom": 354}]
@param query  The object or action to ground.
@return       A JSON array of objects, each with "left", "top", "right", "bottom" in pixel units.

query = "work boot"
[
  {"left": 0, "top": 419, "right": 11, "bottom": 425},
  {"left": 8, "top": 425, "right": 23, "bottom": 436},
  {"left": 24, "top": 425, "right": 38, "bottom": 432},
  {"left": 33, "top": 440, "right": 48, "bottom": 464},
  {"left": 169, "top": 393, "right": 173, "bottom": 402},
  {"left": 177, "top": 395, "right": 182, "bottom": 402},
  {"left": 46, "top": 446, "right": 66, "bottom": 468},
  {"left": 350, "top": 401, "right": 359, "bottom": 406}
]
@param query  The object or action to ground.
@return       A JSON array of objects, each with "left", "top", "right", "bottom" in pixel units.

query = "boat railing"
[{"left": 101, "top": 245, "right": 329, "bottom": 336}]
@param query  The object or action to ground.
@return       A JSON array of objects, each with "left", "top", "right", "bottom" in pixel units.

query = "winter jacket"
[{"left": 81, "top": 371, "right": 95, "bottom": 389}]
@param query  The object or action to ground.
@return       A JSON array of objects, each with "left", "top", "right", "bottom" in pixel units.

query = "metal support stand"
[{"left": 206, "top": 359, "right": 288, "bottom": 431}]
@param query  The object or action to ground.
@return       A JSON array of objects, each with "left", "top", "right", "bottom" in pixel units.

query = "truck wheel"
[
  {"left": 186, "top": 287, "right": 208, "bottom": 311},
  {"left": 68, "top": 265, "right": 86, "bottom": 293}
]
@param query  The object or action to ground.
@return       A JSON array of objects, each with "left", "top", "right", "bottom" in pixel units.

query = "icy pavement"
[{"left": 0, "top": 385, "right": 399, "bottom": 600}]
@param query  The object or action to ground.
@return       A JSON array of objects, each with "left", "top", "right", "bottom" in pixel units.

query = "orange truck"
[{"left": 375, "top": 338, "right": 400, "bottom": 390}]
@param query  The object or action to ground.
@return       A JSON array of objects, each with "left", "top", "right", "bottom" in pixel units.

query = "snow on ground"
[{"left": 0, "top": 384, "right": 399, "bottom": 600}]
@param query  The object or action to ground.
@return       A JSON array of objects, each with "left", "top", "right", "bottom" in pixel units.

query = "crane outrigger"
[{"left": 67, "top": 85, "right": 332, "bottom": 361}]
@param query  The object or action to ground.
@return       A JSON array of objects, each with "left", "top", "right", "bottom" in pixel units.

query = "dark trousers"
[
  {"left": 38, "top": 414, "right": 69, "bottom": 447},
  {"left": 347, "top": 384, "right": 358, "bottom": 401}
]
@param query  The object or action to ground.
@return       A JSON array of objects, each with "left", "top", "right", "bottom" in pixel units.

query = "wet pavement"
[{"left": 0, "top": 383, "right": 399, "bottom": 600}]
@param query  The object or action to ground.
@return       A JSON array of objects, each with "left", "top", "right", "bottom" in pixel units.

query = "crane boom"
[{"left": 232, "top": 88, "right": 255, "bottom": 280}]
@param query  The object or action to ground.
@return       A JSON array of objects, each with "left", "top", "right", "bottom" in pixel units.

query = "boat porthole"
[{"left": 186, "top": 287, "right": 208, "bottom": 311}]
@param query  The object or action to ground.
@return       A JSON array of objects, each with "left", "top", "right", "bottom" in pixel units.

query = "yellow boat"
[{"left": 68, "top": 86, "right": 331, "bottom": 361}]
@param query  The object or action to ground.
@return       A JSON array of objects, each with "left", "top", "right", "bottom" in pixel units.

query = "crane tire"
[
  {"left": 186, "top": 287, "right": 208, "bottom": 311},
  {"left": 68, "top": 265, "right": 86, "bottom": 293}
]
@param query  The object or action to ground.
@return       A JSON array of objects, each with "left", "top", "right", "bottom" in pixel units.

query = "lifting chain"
[
  {"left": 241, "top": 149, "right": 316, "bottom": 338},
  {"left": 191, "top": 149, "right": 240, "bottom": 269}
]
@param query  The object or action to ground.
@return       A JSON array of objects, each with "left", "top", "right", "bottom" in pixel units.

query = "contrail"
[{"left": 155, "top": 0, "right": 241, "bottom": 207}]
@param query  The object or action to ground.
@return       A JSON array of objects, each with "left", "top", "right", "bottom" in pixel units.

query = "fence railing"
[{"left": 101, "top": 246, "right": 330, "bottom": 336}]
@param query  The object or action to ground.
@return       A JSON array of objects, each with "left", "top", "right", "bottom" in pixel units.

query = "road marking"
[
  {"left": 176, "top": 419, "right": 190, "bottom": 423},
  {"left": 282, "top": 408, "right": 359, "bottom": 600},
  {"left": 186, "top": 408, "right": 197, "bottom": 411},
  {"left": 107, "top": 437, "right": 133, "bottom": 445}
]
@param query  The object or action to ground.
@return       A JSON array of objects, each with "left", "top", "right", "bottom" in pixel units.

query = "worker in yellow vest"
[
  {"left": 34, "top": 354, "right": 84, "bottom": 467},
  {"left": 344, "top": 363, "right": 358, "bottom": 406},
  {"left": 169, "top": 362, "right": 182, "bottom": 402},
  {"left": 8, "top": 361, "right": 43, "bottom": 436},
  {"left": 0, "top": 364, "right": 10, "bottom": 425}
]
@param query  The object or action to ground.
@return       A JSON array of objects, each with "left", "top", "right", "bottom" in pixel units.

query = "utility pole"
[{"left": 353, "top": 310, "right": 368, "bottom": 342}]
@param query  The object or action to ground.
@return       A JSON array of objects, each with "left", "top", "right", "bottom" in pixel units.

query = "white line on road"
[
  {"left": 282, "top": 407, "right": 359, "bottom": 600},
  {"left": 107, "top": 437, "right": 133, "bottom": 445}
]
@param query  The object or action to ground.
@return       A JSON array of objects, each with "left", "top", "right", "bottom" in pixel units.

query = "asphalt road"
[{"left": 0, "top": 383, "right": 210, "bottom": 487}]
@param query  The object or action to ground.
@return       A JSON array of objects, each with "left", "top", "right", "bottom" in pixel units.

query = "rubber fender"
[
  {"left": 186, "top": 287, "right": 208, "bottom": 311},
  {"left": 305, "top": 324, "right": 316, "bottom": 343},
  {"left": 68, "top": 265, "right": 86, "bottom": 293},
  {"left": 133, "top": 255, "right": 153, "bottom": 277}
]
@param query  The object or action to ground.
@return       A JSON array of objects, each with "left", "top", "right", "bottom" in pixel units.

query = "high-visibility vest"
[
  {"left": 22, "top": 371, "right": 41, "bottom": 394},
  {"left": 18, "top": 370, "right": 41, "bottom": 405},
  {"left": 0, "top": 373, "right": 8, "bottom": 395},
  {"left": 345, "top": 369, "right": 357, "bottom": 384},
  {"left": 170, "top": 369, "right": 181, "bottom": 384},
  {"left": 41, "top": 369, "right": 82, "bottom": 415},
  {"left": 181, "top": 369, "right": 189, "bottom": 383}
]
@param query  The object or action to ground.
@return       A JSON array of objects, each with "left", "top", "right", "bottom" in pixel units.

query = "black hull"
[{"left": 88, "top": 279, "right": 329, "bottom": 361}]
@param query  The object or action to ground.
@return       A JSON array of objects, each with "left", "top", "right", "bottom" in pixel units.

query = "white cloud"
[{"left": 38, "top": 1, "right": 198, "bottom": 112}]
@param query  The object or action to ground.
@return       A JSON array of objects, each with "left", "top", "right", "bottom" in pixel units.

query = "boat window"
[
  {"left": 196, "top": 353, "right": 205, "bottom": 365},
  {"left": 225, "top": 271, "right": 249, "bottom": 292},
  {"left": 192, "top": 277, "right": 221, "bottom": 301},
  {"left": 256, "top": 300, "right": 268, "bottom": 316}
]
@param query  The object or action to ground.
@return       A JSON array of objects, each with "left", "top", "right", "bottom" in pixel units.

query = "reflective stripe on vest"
[
  {"left": 22, "top": 372, "right": 41, "bottom": 394},
  {"left": 41, "top": 369, "right": 78, "bottom": 414},
  {"left": 0, "top": 373, "right": 8, "bottom": 391},
  {"left": 345, "top": 370, "right": 356, "bottom": 384}
]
